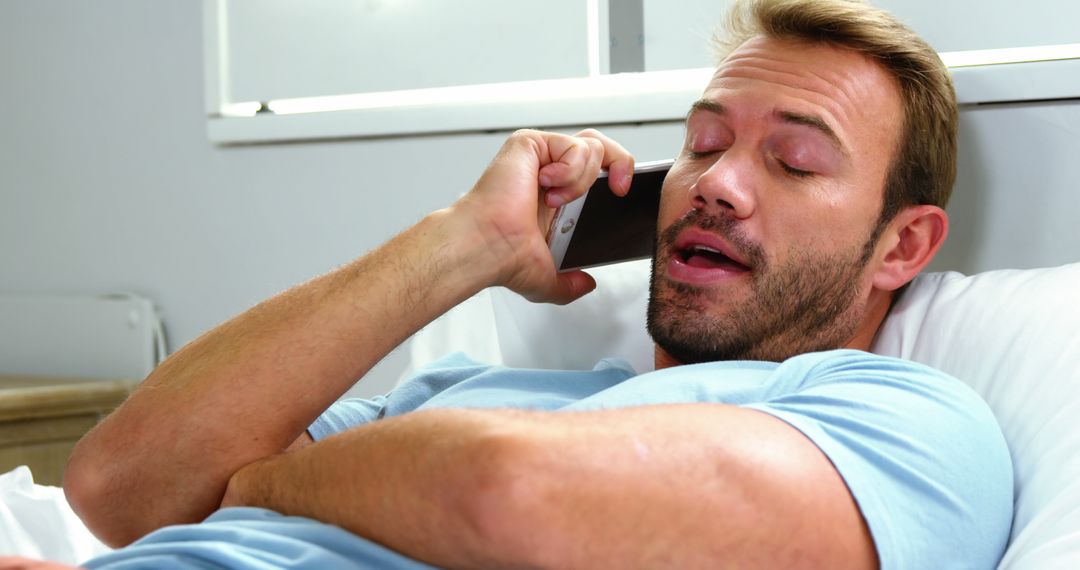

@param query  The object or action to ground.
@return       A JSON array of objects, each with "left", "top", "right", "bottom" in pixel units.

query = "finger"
[
  {"left": 575, "top": 128, "right": 635, "bottom": 196},
  {"left": 537, "top": 136, "right": 594, "bottom": 186},
  {"left": 544, "top": 270, "right": 597, "bottom": 305},
  {"left": 539, "top": 137, "right": 605, "bottom": 207}
]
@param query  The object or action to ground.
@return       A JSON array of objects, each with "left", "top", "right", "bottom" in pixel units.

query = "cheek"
[
  {"left": 656, "top": 168, "right": 696, "bottom": 228},
  {"left": 766, "top": 205, "right": 872, "bottom": 265}
]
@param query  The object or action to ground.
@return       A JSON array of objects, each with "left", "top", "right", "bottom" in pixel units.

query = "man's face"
[{"left": 647, "top": 36, "right": 904, "bottom": 364}]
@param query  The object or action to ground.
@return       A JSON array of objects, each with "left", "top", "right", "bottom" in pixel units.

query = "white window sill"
[{"left": 207, "top": 54, "right": 1080, "bottom": 146}]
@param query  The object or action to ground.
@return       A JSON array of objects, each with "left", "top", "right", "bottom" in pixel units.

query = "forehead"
[{"left": 700, "top": 36, "right": 903, "bottom": 161}]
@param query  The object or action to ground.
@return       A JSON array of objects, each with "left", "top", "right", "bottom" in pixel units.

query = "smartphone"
[{"left": 547, "top": 158, "right": 674, "bottom": 272}]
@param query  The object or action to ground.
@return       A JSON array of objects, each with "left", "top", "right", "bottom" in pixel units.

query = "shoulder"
[
  {"left": 775, "top": 348, "right": 962, "bottom": 388},
  {"left": 750, "top": 350, "right": 1014, "bottom": 569},
  {"left": 767, "top": 349, "right": 995, "bottom": 421}
]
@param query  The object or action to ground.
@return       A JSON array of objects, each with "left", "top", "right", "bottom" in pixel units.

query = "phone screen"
[{"left": 559, "top": 164, "right": 669, "bottom": 270}]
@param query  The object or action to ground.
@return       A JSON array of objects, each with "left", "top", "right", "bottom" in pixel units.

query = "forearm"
[
  {"left": 221, "top": 408, "right": 526, "bottom": 570},
  {"left": 478, "top": 406, "right": 873, "bottom": 569},
  {"left": 226, "top": 405, "right": 873, "bottom": 570},
  {"left": 64, "top": 208, "right": 495, "bottom": 546},
  {"left": 223, "top": 406, "right": 711, "bottom": 569}
]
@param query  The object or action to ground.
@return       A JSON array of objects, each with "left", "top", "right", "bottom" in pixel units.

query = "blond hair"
[{"left": 714, "top": 0, "right": 958, "bottom": 225}]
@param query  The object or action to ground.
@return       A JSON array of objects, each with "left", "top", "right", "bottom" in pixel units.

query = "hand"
[{"left": 453, "top": 129, "right": 635, "bottom": 305}]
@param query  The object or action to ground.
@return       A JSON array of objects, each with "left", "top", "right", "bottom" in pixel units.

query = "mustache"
[{"left": 657, "top": 209, "right": 765, "bottom": 268}]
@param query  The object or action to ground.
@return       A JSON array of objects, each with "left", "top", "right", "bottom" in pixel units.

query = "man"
[{"left": 44, "top": 0, "right": 1011, "bottom": 568}]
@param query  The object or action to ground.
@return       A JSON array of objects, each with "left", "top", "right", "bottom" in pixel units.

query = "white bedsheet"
[{"left": 0, "top": 466, "right": 110, "bottom": 564}]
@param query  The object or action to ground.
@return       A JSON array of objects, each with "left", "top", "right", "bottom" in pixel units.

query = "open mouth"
[{"left": 675, "top": 244, "right": 751, "bottom": 272}]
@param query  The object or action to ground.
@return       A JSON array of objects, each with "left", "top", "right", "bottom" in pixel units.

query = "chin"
[{"left": 646, "top": 258, "right": 870, "bottom": 365}]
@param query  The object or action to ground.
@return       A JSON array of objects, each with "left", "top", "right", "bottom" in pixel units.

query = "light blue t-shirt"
[{"left": 84, "top": 350, "right": 1013, "bottom": 570}]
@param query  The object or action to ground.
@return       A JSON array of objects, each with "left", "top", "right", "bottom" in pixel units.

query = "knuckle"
[
  {"left": 582, "top": 138, "right": 605, "bottom": 159},
  {"left": 506, "top": 129, "right": 542, "bottom": 154},
  {"left": 508, "top": 129, "right": 539, "bottom": 147}
]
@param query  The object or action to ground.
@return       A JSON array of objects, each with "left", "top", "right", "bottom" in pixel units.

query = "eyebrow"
[
  {"left": 686, "top": 99, "right": 850, "bottom": 158},
  {"left": 776, "top": 110, "right": 849, "bottom": 158},
  {"left": 687, "top": 99, "right": 725, "bottom": 120}
]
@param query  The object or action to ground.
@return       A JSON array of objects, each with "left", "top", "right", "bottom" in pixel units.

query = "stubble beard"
[{"left": 646, "top": 210, "right": 876, "bottom": 364}]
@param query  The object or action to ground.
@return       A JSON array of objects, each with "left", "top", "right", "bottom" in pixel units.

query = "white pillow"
[
  {"left": 407, "top": 260, "right": 1080, "bottom": 569},
  {"left": 407, "top": 260, "right": 656, "bottom": 374},
  {"left": 871, "top": 264, "right": 1080, "bottom": 569}
]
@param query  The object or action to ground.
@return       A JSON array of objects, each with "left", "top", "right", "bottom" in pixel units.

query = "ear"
[{"left": 870, "top": 205, "right": 949, "bottom": 292}]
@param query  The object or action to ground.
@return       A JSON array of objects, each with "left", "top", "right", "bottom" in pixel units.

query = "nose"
[{"left": 688, "top": 149, "right": 757, "bottom": 219}]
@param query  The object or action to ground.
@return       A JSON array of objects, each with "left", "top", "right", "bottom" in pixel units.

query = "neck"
[
  {"left": 844, "top": 288, "right": 894, "bottom": 352},
  {"left": 654, "top": 345, "right": 681, "bottom": 370}
]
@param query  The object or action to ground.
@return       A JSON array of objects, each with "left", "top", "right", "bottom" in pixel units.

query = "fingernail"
[
  {"left": 538, "top": 174, "right": 552, "bottom": 188},
  {"left": 547, "top": 192, "right": 567, "bottom": 208}
]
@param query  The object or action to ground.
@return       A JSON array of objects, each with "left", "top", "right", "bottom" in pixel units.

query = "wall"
[
  {"left": 935, "top": 101, "right": 1080, "bottom": 273},
  {"left": 643, "top": 0, "right": 1080, "bottom": 71},
  {"left": 0, "top": 0, "right": 682, "bottom": 397},
  {"left": 1, "top": 1, "right": 1077, "bottom": 398}
]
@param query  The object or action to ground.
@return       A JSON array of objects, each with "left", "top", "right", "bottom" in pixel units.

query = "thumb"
[{"left": 544, "top": 270, "right": 598, "bottom": 305}]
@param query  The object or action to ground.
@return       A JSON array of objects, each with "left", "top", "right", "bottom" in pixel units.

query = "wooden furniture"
[{"left": 0, "top": 375, "right": 134, "bottom": 487}]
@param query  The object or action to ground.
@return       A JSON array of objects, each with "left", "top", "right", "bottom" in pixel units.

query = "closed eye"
[
  {"left": 779, "top": 161, "right": 813, "bottom": 178},
  {"left": 687, "top": 149, "right": 720, "bottom": 160}
]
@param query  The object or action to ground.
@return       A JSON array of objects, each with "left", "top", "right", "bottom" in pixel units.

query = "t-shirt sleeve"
[
  {"left": 307, "top": 352, "right": 494, "bottom": 441},
  {"left": 745, "top": 351, "right": 1013, "bottom": 570},
  {"left": 307, "top": 396, "right": 388, "bottom": 441}
]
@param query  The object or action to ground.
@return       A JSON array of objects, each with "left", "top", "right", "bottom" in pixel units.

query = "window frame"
[{"left": 204, "top": 0, "right": 1080, "bottom": 146}]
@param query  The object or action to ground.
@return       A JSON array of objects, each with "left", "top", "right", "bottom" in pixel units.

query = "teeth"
[{"left": 690, "top": 245, "right": 722, "bottom": 254}]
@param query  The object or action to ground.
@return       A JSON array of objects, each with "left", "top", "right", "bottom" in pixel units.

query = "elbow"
[
  {"left": 64, "top": 429, "right": 157, "bottom": 548},
  {"left": 64, "top": 411, "right": 241, "bottom": 548},
  {"left": 64, "top": 439, "right": 136, "bottom": 547}
]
